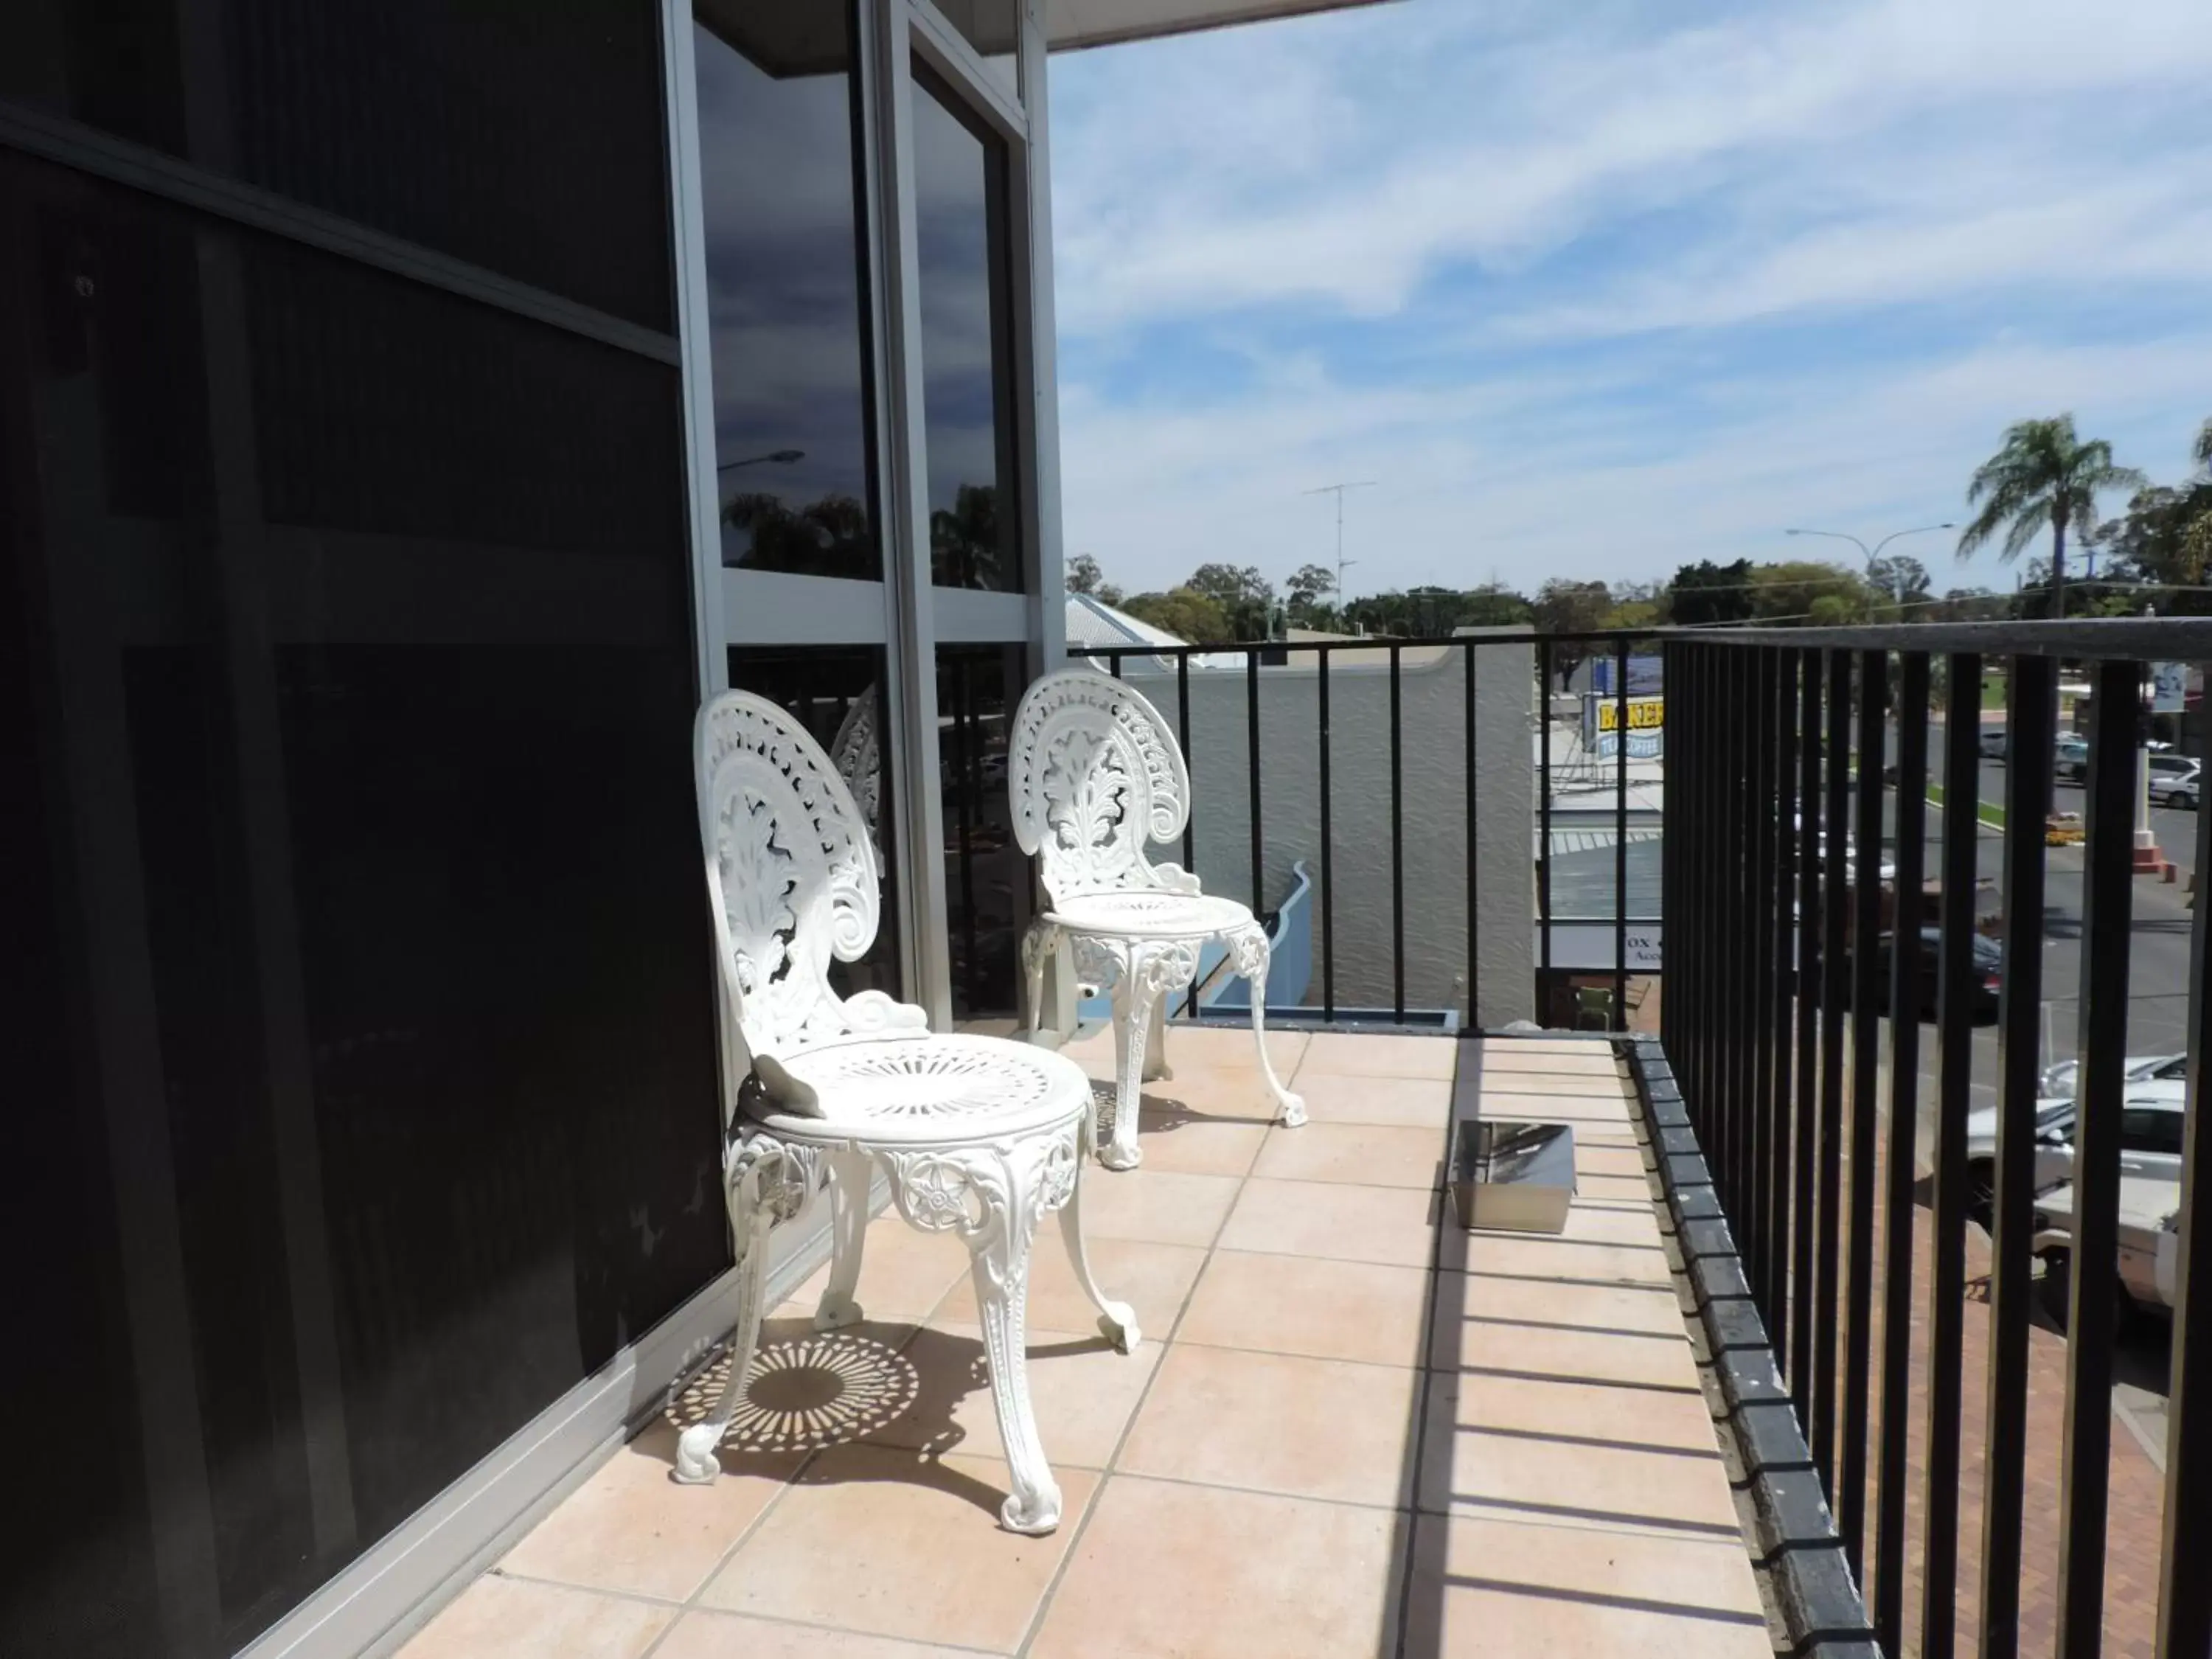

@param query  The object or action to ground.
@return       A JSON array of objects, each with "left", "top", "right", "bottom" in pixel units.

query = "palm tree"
[
  {"left": 1957, "top": 415, "right": 2145, "bottom": 616},
  {"left": 2194, "top": 417, "right": 2212, "bottom": 473}
]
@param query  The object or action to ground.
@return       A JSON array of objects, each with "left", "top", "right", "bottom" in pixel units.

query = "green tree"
[
  {"left": 1957, "top": 415, "right": 2145, "bottom": 617},
  {"left": 1665, "top": 559, "right": 1753, "bottom": 626},
  {"left": 1748, "top": 560, "right": 1874, "bottom": 624},
  {"left": 1065, "top": 553, "right": 1124, "bottom": 606},
  {"left": 930, "top": 484, "right": 1006, "bottom": 589},
  {"left": 1531, "top": 577, "right": 1612, "bottom": 683},
  {"left": 1865, "top": 554, "right": 1932, "bottom": 611},
  {"left": 1284, "top": 563, "right": 1338, "bottom": 627},
  {"left": 1118, "top": 587, "right": 1230, "bottom": 642},
  {"left": 1184, "top": 563, "right": 1275, "bottom": 640},
  {"left": 723, "top": 492, "right": 876, "bottom": 580}
]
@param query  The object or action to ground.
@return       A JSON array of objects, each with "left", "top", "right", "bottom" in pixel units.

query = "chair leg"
[
  {"left": 1059, "top": 1124, "right": 1139, "bottom": 1352},
  {"left": 1141, "top": 991, "right": 1172, "bottom": 1082},
  {"left": 814, "top": 1150, "right": 872, "bottom": 1332},
  {"left": 961, "top": 1140, "right": 1067, "bottom": 1534},
  {"left": 1104, "top": 939, "right": 1203, "bottom": 1170},
  {"left": 1228, "top": 922, "right": 1305, "bottom": 1127},
  {"left": 675, "top": 1139, "right": 811, "bottom": 1484},
  {"left": 1019, "top": 919, "right": 1058, "bottom": 1040}
]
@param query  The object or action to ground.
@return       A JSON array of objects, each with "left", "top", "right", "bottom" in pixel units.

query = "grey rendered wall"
[{"left": 1116, "top": 633, "right": 1534, "bottom": 1025}]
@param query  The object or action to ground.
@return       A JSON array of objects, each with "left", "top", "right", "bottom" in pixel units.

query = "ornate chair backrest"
[
  {"left": 695, "top": 691, "right": 889, "bottom": 1074},
  {"left": 829, "top": 684, "right": 883, "bottom": 873},
  {"left": 1009, "top": 668, "right": 1192, "bottom": 905}
]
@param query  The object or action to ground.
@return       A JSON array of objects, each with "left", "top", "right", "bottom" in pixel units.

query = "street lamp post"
[
  {"left": 1784, "top": 523, "right": 1955, "bottom": 611},
  {"left": 718, "top": 448, "right": 806, "bottom": 473}
]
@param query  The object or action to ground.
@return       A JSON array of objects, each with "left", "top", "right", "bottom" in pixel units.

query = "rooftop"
[{"left": 396, "top": 1029, "right": 1771, "bottom": 1659}]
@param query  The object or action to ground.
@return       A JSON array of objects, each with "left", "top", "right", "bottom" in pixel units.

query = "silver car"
[
  {"left": 2039, "top": 1051, "right": 2184, "bottom": 1099},
  {"left": 1961, "top": 1088, "right": 2185, "bottom": 1230}
]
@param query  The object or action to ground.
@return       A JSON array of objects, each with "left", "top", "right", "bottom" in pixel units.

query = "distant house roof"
[{"left": 1063, "top": 594, "right": 1245, "bottom": 671}]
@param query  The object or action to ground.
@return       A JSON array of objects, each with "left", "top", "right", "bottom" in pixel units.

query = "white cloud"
[{"left": 1048, "top": 0, "right": 2212, "bottom": 597}]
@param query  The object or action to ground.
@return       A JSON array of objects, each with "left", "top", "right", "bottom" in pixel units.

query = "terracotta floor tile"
[
  {"left": 1472, "top": 1038, "right": 1615, "bottom": 1056},
  {"left": 1120, "top": 1095, "right": 1269, "bottom": 1175},
  {"left": 1574, "top": 1144, "right": 1652, "bottom": 1180},
  {"left": 865, "top": 1323, "right": 1162, "bottom": 1469},
  {"left": 1468, "top": 1048, "right": 1627, "bottom": 1077},
  {"left": 1028, "top": 1477, "right": 1404, "bottom": 1659},
  {"left": 1432, "top": 1321, "right": 1700, "bottom": 1390},
  {"left": 1419, "top": 1375, "right": 1736, "bottom": 1535},
  {"left": 1294, "top": 1071, "right": 1453, "bottom": 1126},
  {"left": 654, "top": 1611, "right": 978, "bottom": 1658},
  {"left": 1180, "top": 1250, "right": 1432, "bottom": 1367},
  {"left": 1217, "top": 1177, "right": 1443, "bottom": 1267},
  {"left": 1298, "top": 1031, "right": 1460, "bottom": 1079},
  {"left": 1121, "top": 1344, "right": 1421, "bottom": 1508},
  {"left": 776, "top": 1216, "right": 972, "bottom": 1325},
  {"left": 498, "top": 1424, "right": 801, "bottom": 1603},
  {"left": 1159, "top": 1023, "right": 1309, "bottom": 1076},
  {"left": 1403, "top": 1513, "right": 1770, "bottom": 1658},
  {"left": 700, "top": 1446, "right": 1094, "bottom": 1651},
  {"left": 933, "top": 1236, "right": 1206, "bottom": 1338},
  {"left": 1071, "top": 1166, "right": 1240, "bottom": 1247},
  {"left": 1430, "top": 1272, "right": 1688, "bottom": 1346},
  {"left": 397, "top": 1575, "right": 672, "bottom": 1659},
  {"left": 1467, "top": 1081, "right": 1634, "bottom": 1113},
  {"left": 1427, "top": 1369, "right": 1720, "bottom": 1454},
  {"left": 660, "top": 1318, "right": 928, "bottom": 1465},
  {"left": 1444, "top": 1228, "right": 1672, "bottom": 1285},
  {"left": 1251, "top": 1120, "right": 1447, "bottom": 1189},
  {"left": 1575, "top": 1172, "right": 1656, "bottom": 1203}
]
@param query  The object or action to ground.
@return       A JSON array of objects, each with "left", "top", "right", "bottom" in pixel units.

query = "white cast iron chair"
[
  {"left": 1012, "top": 669, "right": 1305, "bottom": 1172},
  {"left": 675, "top": 690, "right": 1136, "bottom": 1534}
]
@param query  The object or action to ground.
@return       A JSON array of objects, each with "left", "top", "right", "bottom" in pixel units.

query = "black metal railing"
[
  {"left": 1666, "top": 621, "right": 2212, "bottom": 1659},
  {"left": 1072, "top": 630, "right": 1655, "bottom": 1027}
]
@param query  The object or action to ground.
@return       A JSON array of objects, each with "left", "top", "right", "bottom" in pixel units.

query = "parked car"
[
  {"left": 2031, "top": 1176, "right": 2182, "bottom": 1331},
  {"left": 1963, "top": 1087, "right": 2185, "bottom": 1234},
  {"left": 2166, "top": 773, "right": 2201, "bottom": 811},
  {"left": 2053, "top": 734, "right": 2090, "bottom": 781},
  {"left": 2041, "top": 1051, "right": 2185, "bottom": 1099},
  {"left": 1979, "top": 724, "right": 2008, "bottom": 759},
  {"left": 1799, "top": 928, "right": 2002, "bottom": 1023},
  {"left": 2147, "top": 754, "right": 2201, "bottom": 805}
]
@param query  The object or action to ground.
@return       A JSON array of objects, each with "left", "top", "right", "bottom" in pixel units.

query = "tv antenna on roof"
[{"left": 1302, "top": 480, "right": 1377, "bottom": 602}]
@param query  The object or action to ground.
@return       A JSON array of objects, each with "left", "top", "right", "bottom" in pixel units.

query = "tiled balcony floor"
[{"left": 399, "top": 1030, "right": 1770, "bottom": 1659}]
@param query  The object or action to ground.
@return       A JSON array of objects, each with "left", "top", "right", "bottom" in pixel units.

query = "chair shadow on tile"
[
  {"left": 1093, "top": 1078, "right": 1278, "bottom": 1138},
  {"left": 661, "top": 1315, "right": 1123, "bottom": 1522}
]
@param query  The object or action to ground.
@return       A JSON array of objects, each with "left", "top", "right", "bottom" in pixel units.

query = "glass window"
[
  {"left": 693, "top": 1, "right": 883, "bottom": 580},
  {"left": 0, "top": 151, "right": 720, "bottom": 1659},
  {"left": 0, "top": 0, "right": 673, "bottom": 330},
  {"left": 729, "top": 647, "right": 902, "bottom": 998},
  {"left": 911, "top": 63, "right": 1024, "bottom": 593},
  {"left": 926, "top": 0, "right": 1021, "bottom": 102},
  {"left": 2121, "top": 1108, "right": 2185, "bottom": 1158},
  {"left": 938, "top": 644, "right": 1035, "bottom": 1021}
]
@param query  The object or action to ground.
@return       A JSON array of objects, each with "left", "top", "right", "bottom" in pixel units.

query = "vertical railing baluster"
[
  {"left": 1874, "top": 650, "right": 1929, "bottom": 1651},
  {"left": 1749, "top": 647, "right": 1779, "bottom": 1321},
  {"left": 1921, "top": 651, "right": 1981, "bottom": 1659},
  {"left": 1390, "top": 643, "right": 1405, "bottom": 1023},
  {"left": 1247, "top": 647, "right": 1263, "bottom": 917},
  {"left": 2053, "top": 657, "right": 2140, "bottom": 1658},
  {"left": 1318, "top": 646, "right": 1335, "bottom": 1024},
  {"left": 1539, "top": 639, "right": 1554, "bottom": 1004},
  {"left": 1178, "top": 651, "right": 1194, "bottom": 872},
  {"left": 2158, "top": 653, "right": 2212, "bottom": 1659},
  {"left": 1980, "top": 652, "right": 2056, "bottom": 1656},
  {"left": 1770, "top": 647, "right": 1800, "bottom": 1363},
  {"left": 1813, "top": 647, "right": 1851, "bottom": 1487},
  {"left": 1792, "top": 653, "right": 1822, "bottom": 1419},
  {"left": 1618, "top": 641, "right": 1636, "bottom": 1023},
  {"left": 1463, "top": 640, "right": 1478, "bottom": 1027},
  {"left": 1843, "top": 649, "right": 1887, "bottom": 1570}
]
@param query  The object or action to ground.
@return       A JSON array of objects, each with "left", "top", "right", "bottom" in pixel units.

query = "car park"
[
  {"left": 2053, "top": 734, "right": 2090, "bottom": 780},
  {"left": 2031, "top": 1177, "right": 2181, "bottom": 1330},
  {"left": 1979, "top": 725, "right": 2008, "bottom": 759},
  {"left": 2147, "top": 754, "right": 2200, "bottom": 805},
  {"left": 1962, "top": 1086, "right": 2185, "bottom": 1232}
]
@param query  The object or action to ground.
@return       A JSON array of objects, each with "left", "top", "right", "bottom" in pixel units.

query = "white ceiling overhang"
[{"left": 1047, "top": 0, "right": 1388, "bottom": 52}]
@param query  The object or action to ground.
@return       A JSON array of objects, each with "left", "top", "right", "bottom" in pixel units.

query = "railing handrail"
[{"left": 1069, "top": 616, "right": 2212, "bottom": 661}]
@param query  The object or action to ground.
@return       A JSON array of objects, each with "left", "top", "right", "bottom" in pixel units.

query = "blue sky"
[{"left": 1046, "top": 0, "right": 2212, "bottom": 599}]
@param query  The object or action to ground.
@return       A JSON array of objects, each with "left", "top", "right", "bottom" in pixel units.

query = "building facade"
[{"left": 0, "top": 3, "right": 1360, "bottom": 1655}]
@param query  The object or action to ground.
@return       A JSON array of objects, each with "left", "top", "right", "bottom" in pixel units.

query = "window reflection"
[
  {"left": 694, "top": 1, "right": 882, "bottom": 580},
  {"left": 911, "top": 64, "right": 1024, "bottom": 593},
  {"left": 939, "top": 644, "right": 1034, "bottom": 1020},
  {"left": 728, "top": 647, "right": 902, "bottom": 1001}
]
